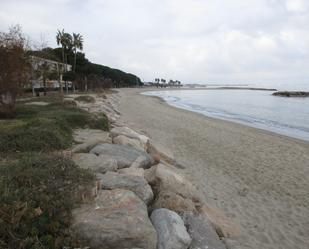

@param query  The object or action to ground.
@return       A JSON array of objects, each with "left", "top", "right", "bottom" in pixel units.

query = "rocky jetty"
[
  {"left": 67, "top": 92, "right": 241, "bottom": 249},
  {"left": 272, "top": 91, "right": 309, "bottom": 97}
]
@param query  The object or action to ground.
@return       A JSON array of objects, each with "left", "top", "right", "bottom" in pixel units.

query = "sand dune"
[{"left": 118, "top": 88, "right": 309, "bottom": 249}]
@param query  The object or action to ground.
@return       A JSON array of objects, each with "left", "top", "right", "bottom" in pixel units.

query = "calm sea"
[{"left": 144, "top": 83, "right": 309, "bottom": 142}]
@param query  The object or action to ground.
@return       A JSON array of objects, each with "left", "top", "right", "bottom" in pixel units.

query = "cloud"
[{"left": 0, "top": 0, "right": 309, "bottom": 85}]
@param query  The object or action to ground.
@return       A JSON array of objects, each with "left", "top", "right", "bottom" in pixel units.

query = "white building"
[{"left": 30, "top": 56, "right": 72, "bottom": 89}]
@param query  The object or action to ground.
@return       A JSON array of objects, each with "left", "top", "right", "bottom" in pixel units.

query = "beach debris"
[
  {"left": 71, "top": 189, "right": 157, "bottom": 249},
  {"left": 97, "top": 171, "right": 154, "bottom": 205},
  {"left": 90, "top": 143, "right": 154, "bottom": 169},
  {"left": 72, "top": 153, "right": 118, "bottom": 174},
  {"left": 183, "top": 212, "right": 226, "bottom": 249},
  {"left": 150, "top": 208, "right": 192, "bottom": 249}
]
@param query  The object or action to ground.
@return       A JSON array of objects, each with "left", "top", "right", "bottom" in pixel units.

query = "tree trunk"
[
  {"left": 62, "top": 47, "right": 64, "bottom": 63},
  {"left": 74, "top": 47, "right": 77, "bottom": 72},
  {"left": 32, "top": 82, "right": 35, "bottom": 97},
  {"left": 0, "top": 91, "right": 16, "bottom": 118},
  {"left": 85, "top": 76, "right": 88, "bottom": 92}
]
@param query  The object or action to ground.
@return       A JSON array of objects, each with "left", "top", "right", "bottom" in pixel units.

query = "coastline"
[
  {"left": 142, "top": 89, "right": 309, "bottom": 144},
  {"left": 118, "top": 88, "right": 309, "bottom": 249}
]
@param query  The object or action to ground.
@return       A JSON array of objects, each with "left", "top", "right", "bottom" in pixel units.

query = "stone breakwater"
[{"left": 66, "top": 92, "right": 241, "bottom": 249}]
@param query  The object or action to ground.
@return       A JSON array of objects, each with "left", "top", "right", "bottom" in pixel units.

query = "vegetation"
[
  {"left": 0, "top": 154, "right": 94, "bottom": 248},
  {"left": 1, "top": 24, "right": 141, "bottom": 117},
  {"left": 31, "top": 46, "right": 142, "bottom": 90},
  {"left": 0, "top": 100, "right": 109, "bottom": 153},
  {"left": 0, "top": 25, "right": 30, "bottom": 117},
  {"left": 0, "top": 24, "right": 117, "bottom": 249},
  {"left": 72, "top": 33, "right": 83, "bottom": 73},
  {"left": 0, "top": 95, "right": 109, "bottom": 248}
]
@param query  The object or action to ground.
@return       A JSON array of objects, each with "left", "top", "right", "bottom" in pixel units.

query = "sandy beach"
[{"left": 118, "top": 88, "right": 309, "bottom": 249}]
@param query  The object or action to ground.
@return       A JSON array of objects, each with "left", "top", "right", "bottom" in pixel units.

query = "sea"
[{"left": 143, "top": 82, "right": 309, "bottom": 142}]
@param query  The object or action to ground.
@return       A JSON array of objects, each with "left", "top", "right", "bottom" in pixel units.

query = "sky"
[{"left": 1, "top": 0, "right": 309, "bottom": 86}]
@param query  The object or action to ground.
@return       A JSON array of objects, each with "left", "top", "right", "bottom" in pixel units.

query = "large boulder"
[
  {"left": 113, "top": 135, "right": 147, "bottom": 152},
  {"left": 148, "top": 143, "right": 185, "bottom": 169},
  {"left": 71, "top": 189, "right": 157, "bottom": 249},
  {"left": 118, "top": 167, "right": 145, "bottom": 177},
  {"left": 98, "top": 172, "right": 154, "bottom": 204},
  {"left": 150, "top": 208, "right": 191, "bottom": 249},
  {"left": 145, "top": 164, "right": 202, "bottom": 202},
  {"left": 72, "top": 138, "right": 111, "bottom": 153},
  {"left": 90, "top": 144, "right": 154, "bottom": 169},
  {"left": 72, "top": 153, "right": 117, "bottom": 174},
  {"left": 198, "top": 204, "right": 241, "bottom": 238},
  {"left": 73, "top": 129, "right": 111, "bottom": 144},
  {"left": 183, "top": 212, "right": 226, "bottom": 249},
  {"left": 110, "top": 126, "right": 150, "bottom": 151},
  {"left": 152, "top": 190, "right": 196, "bottom": 214}
]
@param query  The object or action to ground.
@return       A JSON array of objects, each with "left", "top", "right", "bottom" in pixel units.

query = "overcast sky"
[{"left": 1, "top": 0, "right": 309, "bottom": 85}]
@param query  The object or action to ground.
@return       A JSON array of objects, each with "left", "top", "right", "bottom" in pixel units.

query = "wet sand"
[{"left": 118, "top": 88, "right": 309, "bottom": 249}]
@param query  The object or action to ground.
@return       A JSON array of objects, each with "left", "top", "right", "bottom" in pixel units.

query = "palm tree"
[
  {"left": 56, "top": 29, "right": 72, "bottom": 93},
  {"left": 56, "top": 29, "right": 65, "bottom": 66},
  {"left": 72, "top": 33, "right": 83, "bottom": 72}
]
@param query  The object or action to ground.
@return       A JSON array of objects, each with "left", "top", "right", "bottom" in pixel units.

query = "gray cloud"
[{"left": 1, "top": 0, "right": 309, "bottom": 85}]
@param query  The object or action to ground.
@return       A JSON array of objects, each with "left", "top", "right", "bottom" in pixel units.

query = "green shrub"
[
  {"left": 0, "top": 118, "right": 72, "bottom": 152},
  {"left": 0, "top": 154, "right": 94, "bottom": 249},
  {"left": 0, "top": 101, "right": 109, "bottom": 153},
  {"left": 74, "top": 95, "right": 95, "bottom": 103},
  {"left": 62, "top": 100, "right": 77, "bottom": 108},
  {"left": 90, "top": 113, "right": 110, "bottom": 131}
]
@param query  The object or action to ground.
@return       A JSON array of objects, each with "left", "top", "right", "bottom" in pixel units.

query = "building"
[{"left": 29, "top": 56, "right": 72, "bottom": 89}]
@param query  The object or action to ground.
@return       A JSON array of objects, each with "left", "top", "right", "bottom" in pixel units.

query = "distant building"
[{"left": 29, "top": 56, "right": 72, "bottom": 89}]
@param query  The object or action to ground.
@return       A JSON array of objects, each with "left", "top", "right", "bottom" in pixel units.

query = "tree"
[
  {"left": 72, "top": 33, "right": 83, "bottom": 72},
  {"left": 56, "top": 29, "right": 72, "bottom": 93},
  {"left": 0, "top": 25, "right": 30, "bottom": 117}
]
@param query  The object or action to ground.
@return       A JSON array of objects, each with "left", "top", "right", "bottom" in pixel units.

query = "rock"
[
  {"left": 183, "top": 212, "right": 226, "bottom": 249},
  {"left": 73, "top": 129, "right": 111, "bottom": 144},
  {"left": 150, "top": 208, "right": 191, "bottom": 249},
  {"left": 90, "top": 144, "right": 154, "bottom": 169},
  {"left": 72, "top": 153, "right": 117, "bottom": 174},
  {"left": 113, "top": 135, "right": 147, "bottom": 152},
  {"left": 25, "top": 101, "right": 49, "bottom": 106},
  {"left": 98, "top": 172, "right": 153, "bottom": 204},
  {"left": 272, "top": 91, "right": 309, "bottom": 97},
  {"left": 145, "top": 164, "right": 202, "bottom": 202},
  {"left": 152, "top": 190, "right": 196, "bottom": 213},
  {"left": 198, "top": 204, "right": 241, "bottom": 238},
  {"left": 118, "top": 167, "right": 145, "bottom": 177},
  {"left": 110, "top": 126, "right": 150, "bottom": 151},
  {"left": 148, "top": 143, "right": 186, "bottom": 169},
  {"left": 72, "top": 138, "right": 111, "bottom": 153},
  {"left": 71, "top": 189, "right": 157, "bottom": 249}
]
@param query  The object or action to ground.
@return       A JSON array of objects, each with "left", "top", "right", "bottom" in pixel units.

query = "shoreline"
[
  {"left": 141, "top": 88, "right": 309, "bottom": 144},
  {"left": 118, "top": 88, "right": 309, "bottom": 249}
]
